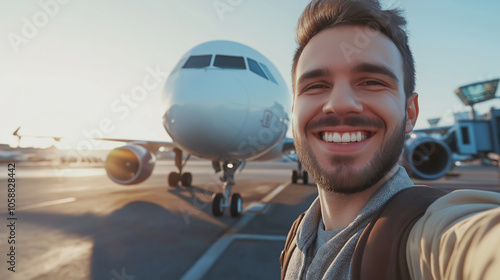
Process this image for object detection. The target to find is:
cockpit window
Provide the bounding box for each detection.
[260,63,277,84]
[183,55,212,69]
[247,58,268,80]
[214,55,246,69]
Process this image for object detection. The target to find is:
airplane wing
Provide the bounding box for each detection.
[13,127,176,152]
[94,138,177,153]
[13,126,64,142]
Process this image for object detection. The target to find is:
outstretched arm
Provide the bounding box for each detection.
[406,190,500,280]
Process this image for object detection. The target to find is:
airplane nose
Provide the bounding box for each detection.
[163,70,249,159]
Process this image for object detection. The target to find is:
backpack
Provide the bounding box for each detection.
[279,186,447,280]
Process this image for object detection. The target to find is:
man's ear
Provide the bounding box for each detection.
[405,92,419,133]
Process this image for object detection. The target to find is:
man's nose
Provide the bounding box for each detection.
[322,81,363,116]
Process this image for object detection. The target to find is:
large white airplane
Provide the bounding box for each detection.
[104,40,299,217]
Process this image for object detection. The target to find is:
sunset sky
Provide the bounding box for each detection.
[1,0,499,149]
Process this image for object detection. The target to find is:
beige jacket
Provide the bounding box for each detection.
[407,190,500,279]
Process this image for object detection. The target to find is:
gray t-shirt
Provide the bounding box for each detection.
[315,219,344,255]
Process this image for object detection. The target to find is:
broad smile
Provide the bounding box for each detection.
[311,127,377,153]
[319,131,372,144]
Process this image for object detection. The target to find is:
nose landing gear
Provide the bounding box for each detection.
[211,160,243,217]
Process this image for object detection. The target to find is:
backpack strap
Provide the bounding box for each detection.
[280,212,305,280]
[351,186,447,280]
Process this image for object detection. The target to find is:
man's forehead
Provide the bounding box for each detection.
[296,25,404,81]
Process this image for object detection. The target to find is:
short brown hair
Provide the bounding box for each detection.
[292,0,415,100]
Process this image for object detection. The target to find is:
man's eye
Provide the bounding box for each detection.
[361,80,385,86]
[304,84,327,91]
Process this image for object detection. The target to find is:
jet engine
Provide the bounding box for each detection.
[105,145,156,185]
[402,136,453,180]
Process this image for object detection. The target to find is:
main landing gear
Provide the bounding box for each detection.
[168,148,193,187]
[292,161,309,185]
[211,160,243,218]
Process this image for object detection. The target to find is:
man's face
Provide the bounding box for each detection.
[292,25,418,194]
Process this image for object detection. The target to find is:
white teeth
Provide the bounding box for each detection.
[341,133,350,142]
[321,131,369,143]
[333,132,341,142]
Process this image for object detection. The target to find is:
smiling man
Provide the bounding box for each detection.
[281,1,500,280]
[294,24,416,197]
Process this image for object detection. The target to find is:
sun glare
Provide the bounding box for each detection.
[4,74,122,149]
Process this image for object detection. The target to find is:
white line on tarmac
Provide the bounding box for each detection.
[179,182,291,280]
[260,182,288,203]
[18,197,76,211]
[243,182,290,213]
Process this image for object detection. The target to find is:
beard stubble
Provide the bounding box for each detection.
[293,116,406,194]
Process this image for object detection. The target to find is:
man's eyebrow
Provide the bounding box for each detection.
[297,68,331,86]
[352,63,399,83]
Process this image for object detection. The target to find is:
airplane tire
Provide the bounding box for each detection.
[181,172,192,186]
[168,172,179,187]
[292,170,298,184]
[212,193,224,217]
[302,171,308,185]
[230,193,242,218]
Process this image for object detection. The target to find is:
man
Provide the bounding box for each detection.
[285,0,500,279]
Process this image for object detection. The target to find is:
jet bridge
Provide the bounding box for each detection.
[451,78,500,157]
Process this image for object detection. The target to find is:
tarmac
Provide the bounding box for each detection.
[0,160,498,280]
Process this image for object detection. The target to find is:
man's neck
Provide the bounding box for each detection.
[318,165,399,231]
